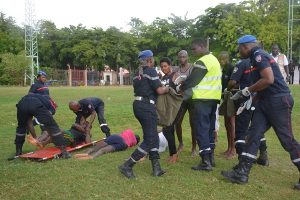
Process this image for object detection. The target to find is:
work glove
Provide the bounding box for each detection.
[236,96,253,115]
[230,87,251,100]
[100,124,110,136]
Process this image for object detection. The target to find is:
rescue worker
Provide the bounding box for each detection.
[69,97,110,137]
[270,44,289,82]
[28,70,57,138]
[179,38,222,171]
[13,93,70,159]
[174,50,197,156]
[218,51,236,159]
[119,50,169,179]
[227,58,268,166]
[221,35,300,190]
[28,70,50,96]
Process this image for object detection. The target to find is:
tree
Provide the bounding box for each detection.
[0,51,30,85]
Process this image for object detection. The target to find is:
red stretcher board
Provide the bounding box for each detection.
[19,140,100,161]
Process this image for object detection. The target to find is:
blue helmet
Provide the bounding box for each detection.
[237,35,257,45]
[37,70,47,77]
[138,50,153,59]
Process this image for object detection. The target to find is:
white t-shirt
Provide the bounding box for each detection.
[271,53,288,66]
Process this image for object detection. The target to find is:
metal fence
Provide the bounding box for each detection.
[45,68,132,86]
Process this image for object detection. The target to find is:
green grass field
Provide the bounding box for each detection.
[0,86,300,200]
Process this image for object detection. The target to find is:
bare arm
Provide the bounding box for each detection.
[88,111,96,127]
[72,123,86,132]
[284,65,289,77]
[85,132,91,143]
[27,119,37,138]
[248,67,274,93]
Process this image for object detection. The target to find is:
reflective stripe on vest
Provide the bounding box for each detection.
[192,54,222,100]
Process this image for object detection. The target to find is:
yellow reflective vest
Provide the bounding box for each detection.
[192,53,222,100]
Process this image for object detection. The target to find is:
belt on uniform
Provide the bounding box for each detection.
[134,96,155,104]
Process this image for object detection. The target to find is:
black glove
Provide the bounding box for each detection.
[100,124,110,136]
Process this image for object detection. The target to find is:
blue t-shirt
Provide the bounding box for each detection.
[133,66,162,101]
[249,47,290,97]
[230,59,253,89]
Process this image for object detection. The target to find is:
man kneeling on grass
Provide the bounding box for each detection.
[28,121,91,148]
[75,129,140,160]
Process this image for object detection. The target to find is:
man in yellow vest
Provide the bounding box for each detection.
[178,38,222,171]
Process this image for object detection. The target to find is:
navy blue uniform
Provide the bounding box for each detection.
[74,97,106,124]
[130,66,162,161]
[15,94,65,151]
[241,47,300,168]
[73,97,109,137]
[29,80,49,96]
[230,59,267,155]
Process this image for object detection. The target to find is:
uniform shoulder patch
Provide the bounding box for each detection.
[233,67,238,73]
[88,104,92,109]
[255,55,262,62]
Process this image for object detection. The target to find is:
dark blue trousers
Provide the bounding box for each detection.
[242,94,300,168]
[235,103,267,155]
[192,100,217,155]
[131,101,159,161]
[15,96,65,148]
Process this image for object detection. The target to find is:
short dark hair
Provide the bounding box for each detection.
[160,57,172,65]
[192,38,207,47]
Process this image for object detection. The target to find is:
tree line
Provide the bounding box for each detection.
[0,0,299,85]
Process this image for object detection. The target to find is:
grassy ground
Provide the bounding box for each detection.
[0,86,300,200]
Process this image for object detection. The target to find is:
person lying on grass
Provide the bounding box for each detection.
[27,121,91,148]
[75,129,140,160]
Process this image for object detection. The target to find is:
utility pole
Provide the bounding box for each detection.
[25,0,39,85]
[288,0,300,61]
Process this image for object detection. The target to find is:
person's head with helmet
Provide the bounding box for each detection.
[138,50,155,68]
[37,70,47,83]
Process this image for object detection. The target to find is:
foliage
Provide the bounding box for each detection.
[0,0,299,84]
[0,51,29,85]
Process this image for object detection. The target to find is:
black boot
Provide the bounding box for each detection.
[221,158,253,184]
[232,154,242,170]
[119,158,136,179]
[192,153,212,171]
[256,151,269,166]
[59,146,71,159]
[151,159,166,176]
[210,152,215,167]
[16,144,23,156]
